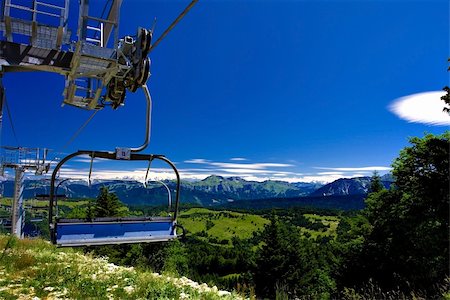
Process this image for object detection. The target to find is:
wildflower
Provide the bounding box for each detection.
[180,292,190,299]
[43,286,55,291]
[198,283,210,293]
[124,286,134,294]
[218,290,231,297]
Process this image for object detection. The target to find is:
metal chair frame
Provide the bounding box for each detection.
[48,150,181,247]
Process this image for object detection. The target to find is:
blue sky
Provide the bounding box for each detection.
[1,0,449,183]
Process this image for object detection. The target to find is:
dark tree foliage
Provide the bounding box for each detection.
[442,86,450,113]
[363,132,449,294]
[368,171,384,194]
[95,186,126,217]
[333,214,371,289]
[253,214,336,299]
[443,58,450,112]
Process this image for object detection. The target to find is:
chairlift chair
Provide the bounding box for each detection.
[48,150,181,247]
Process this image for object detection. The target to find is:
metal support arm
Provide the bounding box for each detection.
[131,84,152,152]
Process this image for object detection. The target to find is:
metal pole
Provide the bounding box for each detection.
[146,180,172,209]
[55,178,70,218]
[0,74,4,150]
[11,166,24,238]
[130,84,152,152]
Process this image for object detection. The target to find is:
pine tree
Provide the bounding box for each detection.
[368,171,384,193]
[95,187,124,217]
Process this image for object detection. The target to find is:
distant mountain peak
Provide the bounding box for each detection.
[310,175,393,197]
[202,175,224,181]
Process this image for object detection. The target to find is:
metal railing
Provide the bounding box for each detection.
[4,0,68,27]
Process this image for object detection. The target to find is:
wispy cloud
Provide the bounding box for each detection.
[71,157,109,164]
[230,157,247,161]
[389,91,450,126]
[181,159,297,180]
[24,159,393,185]
[184,158,210,164]
[314,166,391,172]
[186,159,293,169]
[317,171,345,175]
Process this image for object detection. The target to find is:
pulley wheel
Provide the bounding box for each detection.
[140,28,152,57]
[136,57,150,86]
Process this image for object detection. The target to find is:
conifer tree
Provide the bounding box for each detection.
[368,171,384,193]
[95,186,124,217]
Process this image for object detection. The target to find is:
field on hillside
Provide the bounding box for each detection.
[301,213,340,238]
[178,208,341,242]
[1,196,341,242]
[0,198,89,209]
[178,208,269,242]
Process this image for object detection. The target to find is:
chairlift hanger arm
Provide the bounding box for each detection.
[131,84,151,152]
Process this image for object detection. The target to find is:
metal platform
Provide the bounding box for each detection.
[55,216,177,247]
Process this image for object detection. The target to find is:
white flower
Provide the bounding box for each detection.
[198,283,210,293]
[124,286,134,294]
[43,286,55,291]
[218,290,231,297]
[179,292,190,299]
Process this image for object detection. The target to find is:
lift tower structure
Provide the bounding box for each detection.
[0,146,49,237]
[0,0,152,110]
[0,0,198,244]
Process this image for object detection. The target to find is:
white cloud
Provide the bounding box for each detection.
[25,157,392,185]
[71,157,109,163]
[265,175,343,184]
[218,168,278,174]
[230,157,247,161]
[184,158,210,164]
[209,162,294,169]
[389,91,450,126]
[317,171,344,175]
[315,166,391,172]
[184,159,293,169]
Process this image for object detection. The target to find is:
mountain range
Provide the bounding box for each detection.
[310,174,393,197]
[0,174,393,207]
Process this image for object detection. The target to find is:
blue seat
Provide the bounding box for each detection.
[55,216,177,247]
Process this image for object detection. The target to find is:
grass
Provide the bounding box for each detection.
[0,198,89,209]
[179,208,269,242]
[299,213,340,238]
[0,235,241,299]
[178,208,343,242]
